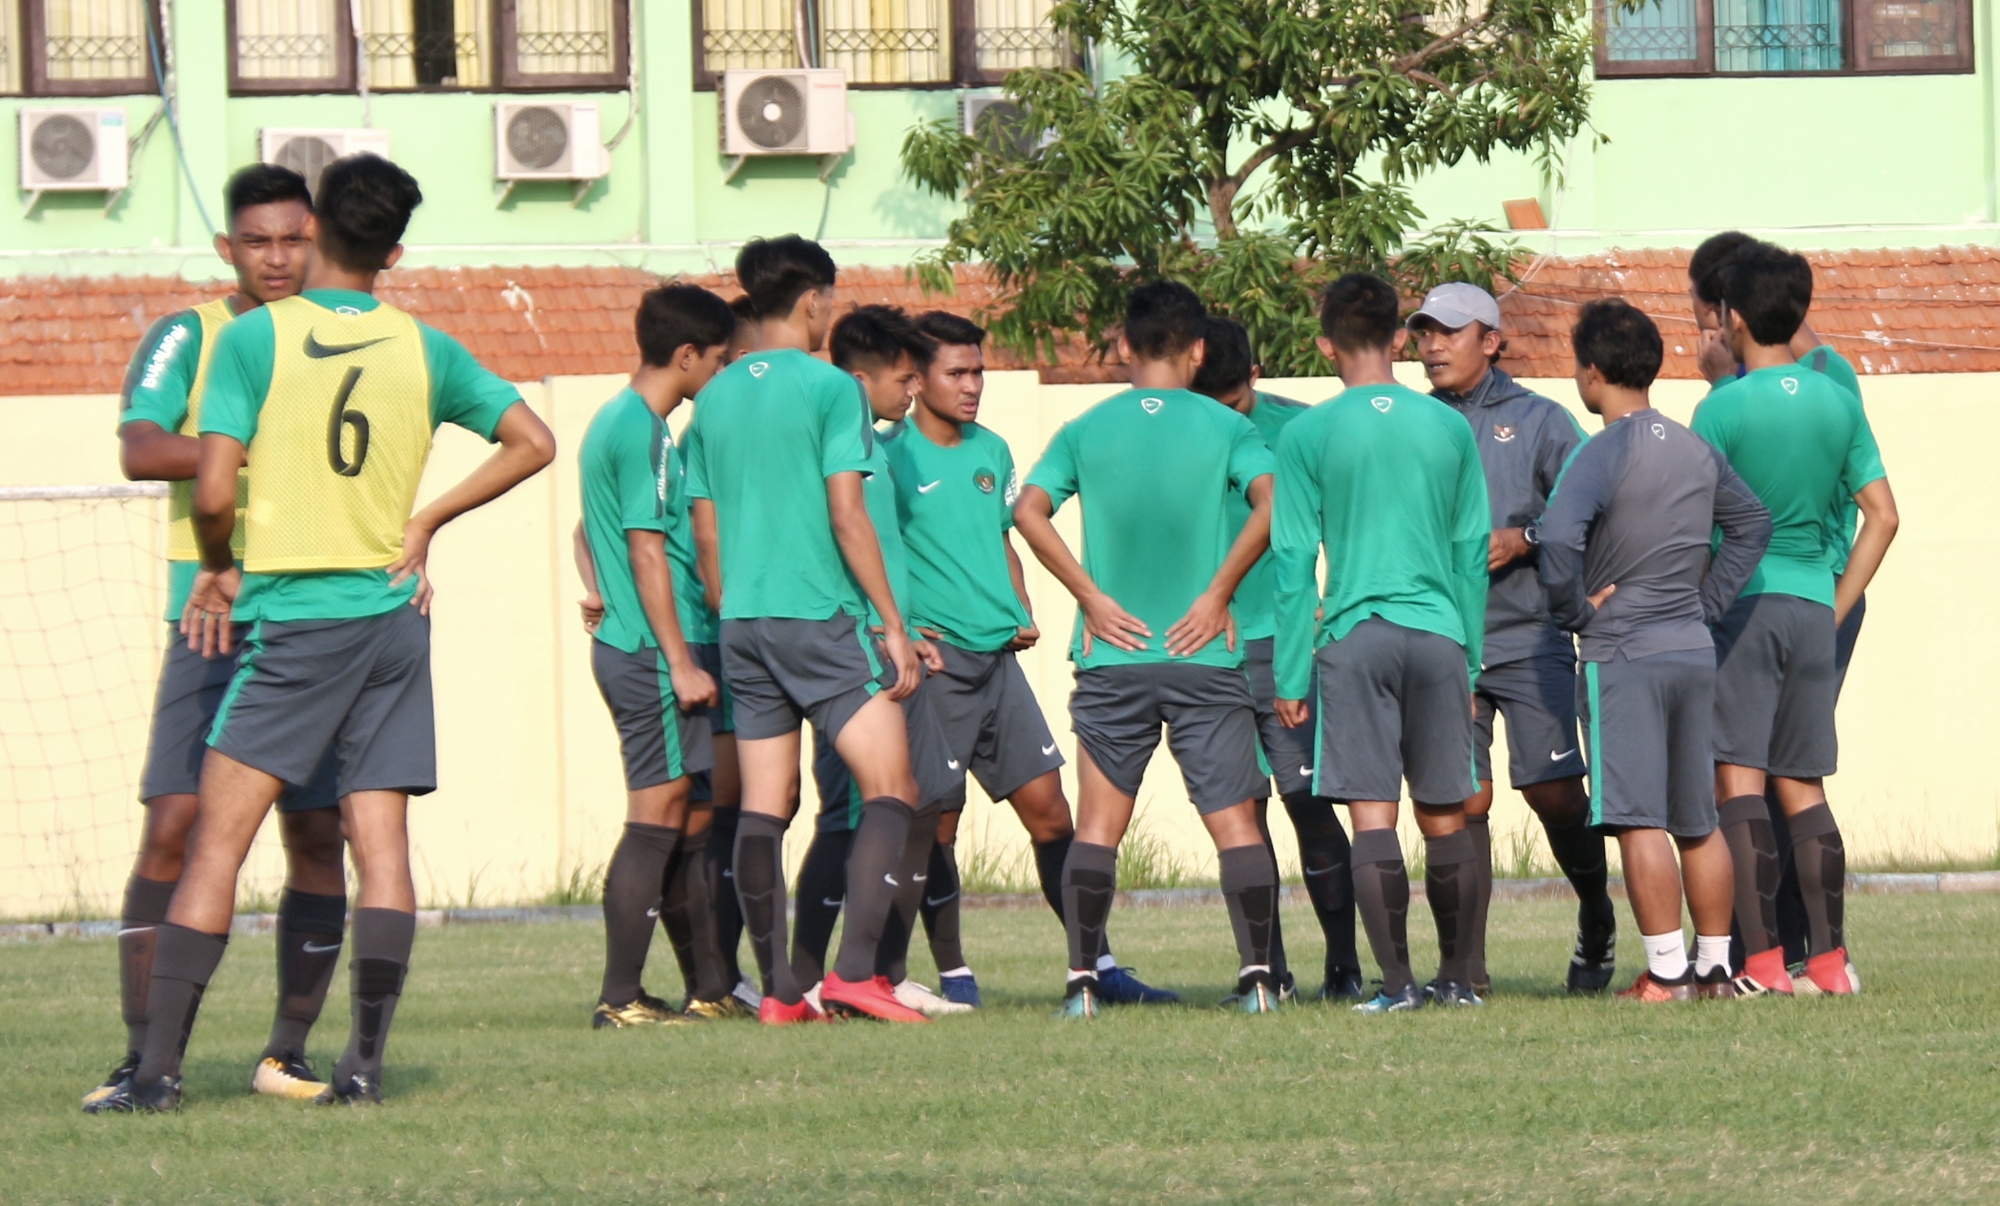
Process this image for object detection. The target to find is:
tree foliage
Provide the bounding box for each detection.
[901,0,1595,375]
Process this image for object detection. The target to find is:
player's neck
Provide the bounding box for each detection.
[1127,359,1193,391]
[1331,346,1399,387]
[1596,388,1651,427]
[303,262,378,296]
[760,313,817,354]
[1739,340,1795,372]
[628,364,688,420]
[224,290,259,316]
[1787,322,1823,359]
[911,402,963,446]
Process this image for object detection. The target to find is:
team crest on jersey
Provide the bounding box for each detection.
[1650,422,1666,440]
[1493,424,1516,443]
[1781,376,1798,394]
[1371,396,1393,413]
[748,360,769,378]
[1140,396,1164,414]
[974,471,996,493]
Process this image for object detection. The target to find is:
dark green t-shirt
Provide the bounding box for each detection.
[684,349,873,621]
[861,429,910,631]
[1797,344,1869,575]
[884,420,1029,652]
[1691,362,1884,607]
[578,388,688,654]
[1270,382,1490,699]
[118,308,210,621]
[1025,387,1275,670]
[1227,392,1310,642]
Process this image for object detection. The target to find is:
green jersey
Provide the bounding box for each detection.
[884,420,1030,652]
[1270,382,1489,700]
[198,289,520,623]
[1691,362,1884,607]
[683,349,873,622]
[861,428,910,631]
[118,306,214,621]
[1024,387,1275,670]
[577,388,709,654]
[1226,392,1310,641]
[1796,344,1869,575]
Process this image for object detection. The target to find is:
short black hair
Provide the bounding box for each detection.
[729,294,759,324]
[313,153,422,272]
[830,305,935,373]
[1571,299,1663,390]
[915,311,985,347]
[1689,230,1756,305]
[1190,315,1254,398]
[1318,273,1400,352]
[224,163,312,227]
[1122,280,1206,360]
[735,236,837,321]
[636,285,736,367]
[1716,241,1813,346]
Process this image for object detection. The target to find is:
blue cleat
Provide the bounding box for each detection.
[1097,965,1180,1005]
[939,973,982,1008]
[1431,979,1485,1008]
[1352,983,1425,1014]
[1054,977,1101,1020]
[1234,972,1280,1015]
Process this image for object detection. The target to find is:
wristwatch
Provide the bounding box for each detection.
[1521,523,1541,549]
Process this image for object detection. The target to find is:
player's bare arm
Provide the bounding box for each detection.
[1166,472,1272,656]
[1487,527,1532,570]
[572,520,604,633]
[1005,536,1039,650]
[1011,483,1150,656]
[183,432,249,657]
[387,401,557,614]
[118,420,202,482]
[1835,477,1898,626]
[827,470,922,698]
[628,528,718,709]
[689,497,723,613]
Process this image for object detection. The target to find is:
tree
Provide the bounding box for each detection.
[900,0,1595,375]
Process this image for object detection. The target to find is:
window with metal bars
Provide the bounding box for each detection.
[695,0,1071,87]
[1597,0,1971,74]
[4,0,159,96]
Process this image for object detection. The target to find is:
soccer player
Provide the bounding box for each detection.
[1693,242,1898,997]
[87,164,348,1112]
[684,236,933,1025]
[574,284,736,1027]
[1539,300,1771,1001]
[106,154,557,1111]
[1269,273,1489,1014]
[1189,315,1362,1002]
[1409,282,1616,995]
[1014,281,1282,1018]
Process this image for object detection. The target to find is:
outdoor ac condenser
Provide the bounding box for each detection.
[958,90,1041,156]
[495,101,608,182]
[258,128,394,194]
[19,108,128,193]
[719,68,854,181]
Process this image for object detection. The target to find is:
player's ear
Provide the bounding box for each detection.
[1482,325,1504,358]
[1187,337,1205,369]
[1314,334,1337,363]
[1116,332,1133,365]
[214,230,235,267]
[382,244,405,271]
[1390,328,1410,356]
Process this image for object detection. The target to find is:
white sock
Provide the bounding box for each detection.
[1095,953,1118,972]
[1643,930,1689,981]
[1066,967,1095,983]
[1693,935,1732,978]
[1238,964,1270,979]
[938,966,973,979]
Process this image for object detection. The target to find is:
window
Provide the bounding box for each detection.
[11,0,159,96]
[695,0,1069,87]
[1597,0,1971,75]
[229,0,626,93]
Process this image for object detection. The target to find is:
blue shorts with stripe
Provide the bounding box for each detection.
[591,640,717,792]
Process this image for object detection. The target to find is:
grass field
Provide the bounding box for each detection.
[7,894,2000,1204]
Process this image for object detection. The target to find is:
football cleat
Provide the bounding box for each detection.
[84,1075,182,1114]
[1695,966,1738,1000]
[938,972,982,1008]
[730,977,764,1011]
[1795,948,1857,996]
[1431,979,1485,1008]
[591,991,685,1029]
[1056,977,1101,1020]
[757,994,822,1026]
[1616,970,1695,1002]
[251,1051,329,1100]
[314,1072,382,1106]
[1353,983,1425,1014]
[1318,967,1367,1002]
[1567,914,1618,995]
[1730,948,1796,998]
[81,1052,139,1109]
[682,994,757,1021]
[893,979,973,1017]
[1096,965,1179,1005]
[821,973,929,1022]
[1233,972,1281,1015]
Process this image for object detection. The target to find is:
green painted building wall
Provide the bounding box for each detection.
[0,0,1994,280]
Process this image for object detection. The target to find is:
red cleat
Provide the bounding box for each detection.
[1801,948,1856,995]
[758,995,822,1026]
[820,973,930,1023]
[1731,947,1795,998]
[1616,971,1695,1002]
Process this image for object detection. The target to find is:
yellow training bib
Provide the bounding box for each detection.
[243,297,432,573]
[165,298,247,562]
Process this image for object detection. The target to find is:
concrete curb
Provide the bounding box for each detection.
[6,871,1997,944]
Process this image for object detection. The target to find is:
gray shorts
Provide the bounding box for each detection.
[1711,593,1838,778]
[139,628,338,812]
[209,606,436,798]
[690,641,735,735]
[590,641,717,792]
[928,642,1064,800]
[1069,663,1267,815]
[719,615,886,742]
[1312,617,1476,806]
[811,671,967,831]
[1474,653,1588,789]
[1580,649,1717,838]
[1242,636,1316,798]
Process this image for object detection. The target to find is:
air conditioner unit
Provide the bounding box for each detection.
[496,101,608,182]
[258,128,393,195]
[719,68,854,181]
[19,108,128,192]
[959,90,1049,157]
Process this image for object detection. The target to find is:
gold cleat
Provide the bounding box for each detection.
[251,1052,330,1100]
[681,994,757,1021]
[82,1053,140,1108]
[591,991,687,1028]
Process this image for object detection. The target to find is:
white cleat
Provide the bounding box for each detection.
[803,980,825,1017]
[893,979,973,1017]
[251,1052,329,1100]
[730,977,763,1010]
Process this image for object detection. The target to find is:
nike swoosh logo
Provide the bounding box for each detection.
[822,897,843,907]
[301,941,342,954]
[645,907,660,918]
[304,333,394,358]
[1041,743,1057,756]
[116,927,154,936]
[925,894,958,908]
[1303,866,1337,878]
[1300,766,1314,777]
[884,874,899,886]
[912,874,927,883]
[918,480,942,493]
[947,760,960,770]
[1551,748,1577,761]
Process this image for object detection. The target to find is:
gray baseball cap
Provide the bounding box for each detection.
[1408,281,1501,331]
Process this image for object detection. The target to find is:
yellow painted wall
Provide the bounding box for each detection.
[0,369,1986,916]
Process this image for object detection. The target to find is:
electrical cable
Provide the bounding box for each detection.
[144,6,216,240]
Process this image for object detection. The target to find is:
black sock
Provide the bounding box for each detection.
[706,806,745,985]
[117,876,176,1054]
[1787,803,1846,954]
[1281,793,1358,976]
[1033,835,1072,921]
[1542,810,1614,929]
[735,811,800,1004]
[659,838,699,998]
[792,829,853,989]
[1219,844,1278,975]
[877,801,940,984]
[1062,841,1117,972]
[665,828,732,1002]
[1463,815,1492,986]
[1350,829,1414,995]
[335,908,415,1089]
[266,888,346,1059]
[831,797,915,984]
[1718,794,1781,955]
[1768,790,1810,964]
[134,923,227,1087]
[1426,830,1478,987]
[922,838,966,973]
[599,822,680,1006]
